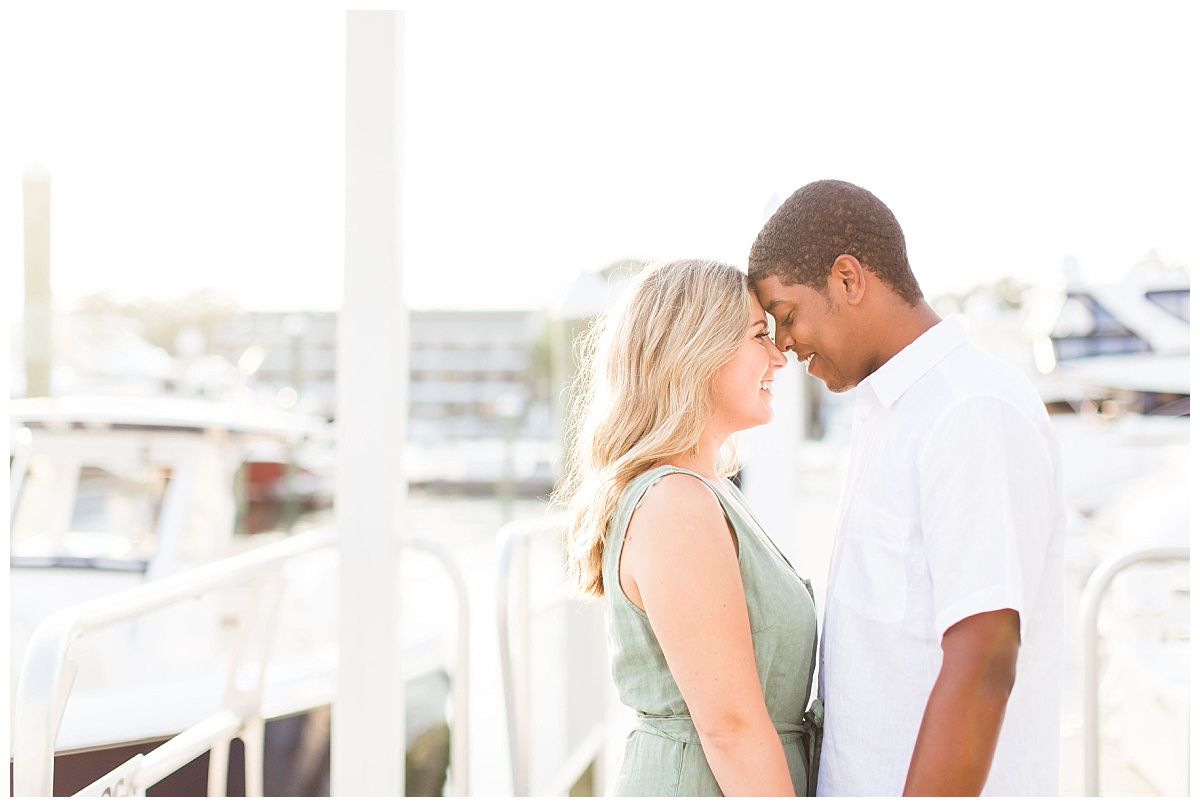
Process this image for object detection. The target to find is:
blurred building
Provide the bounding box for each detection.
[207,311,339,418]
[206,309,552,442]
[408,310,551,443]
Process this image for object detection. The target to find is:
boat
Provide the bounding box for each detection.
[8,395,454,796]
[1025,262,1190,796]
[1026,255,1189,414]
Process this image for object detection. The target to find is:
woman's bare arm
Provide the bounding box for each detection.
[621,473,793,796]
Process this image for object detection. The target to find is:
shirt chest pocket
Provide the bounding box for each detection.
[832,501,908,622]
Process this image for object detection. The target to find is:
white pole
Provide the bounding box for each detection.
[23,162,53,398]
[333,11,408,796]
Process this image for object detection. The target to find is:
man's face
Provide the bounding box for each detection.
[753,273,865,393]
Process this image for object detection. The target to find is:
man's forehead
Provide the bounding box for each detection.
[751,276,803,312]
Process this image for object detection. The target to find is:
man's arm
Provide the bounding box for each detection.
[903,608,1020,796]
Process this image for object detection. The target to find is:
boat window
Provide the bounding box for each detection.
[1143,392,1191,417]
[235,458,290,536]
[10,456,168,569]
[1050,293,1151,361]
[1052,293,1133,336]
[1145,289,1190,324]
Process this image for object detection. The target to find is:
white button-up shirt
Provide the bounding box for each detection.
[816,315,1066,796]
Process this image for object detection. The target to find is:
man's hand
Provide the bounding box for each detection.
[903,608,1020,796]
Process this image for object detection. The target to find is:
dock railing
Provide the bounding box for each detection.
[1079,544,1190,796]
[497,512,621,796]
[10,528,472,797]
[405,536,472,796]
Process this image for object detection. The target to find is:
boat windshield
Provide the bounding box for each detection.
[10,454,170,570]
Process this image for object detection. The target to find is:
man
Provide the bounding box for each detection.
[748,179,1066,796]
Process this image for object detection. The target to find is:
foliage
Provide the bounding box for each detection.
[73,288,243,356]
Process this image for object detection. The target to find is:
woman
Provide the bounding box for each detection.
[555,259,821,796]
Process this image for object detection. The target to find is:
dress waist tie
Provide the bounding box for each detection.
[634,699,823,797]
[634,713,804,744]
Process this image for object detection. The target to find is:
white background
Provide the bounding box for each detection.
[3,1,1197,313]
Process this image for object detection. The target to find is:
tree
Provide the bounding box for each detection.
[74,288,243,356]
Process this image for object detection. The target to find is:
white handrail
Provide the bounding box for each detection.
[496,513,567,796]
[402,537,471,796]
[11,528,336,796]
[497,512,612,796]
[11,527,473,798]
[1079,544,1189,796]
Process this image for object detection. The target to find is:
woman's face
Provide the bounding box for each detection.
[710,293,788,434]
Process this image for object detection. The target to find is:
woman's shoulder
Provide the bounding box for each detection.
[628,466,726,523]
[609,466,721,547]
[624,466,740,566]
[628,464,715,498]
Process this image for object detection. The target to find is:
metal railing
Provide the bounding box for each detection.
[405,537,471,797]
[11,528,334,796]
[11,528,473,797]
[1079,544,1189,797]
[496,512,615,796]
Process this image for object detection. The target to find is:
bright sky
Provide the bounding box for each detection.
[3,1,1197,313]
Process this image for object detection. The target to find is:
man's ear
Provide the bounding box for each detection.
[830,254,867,306]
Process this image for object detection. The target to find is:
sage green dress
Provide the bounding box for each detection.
[602,465,821,797]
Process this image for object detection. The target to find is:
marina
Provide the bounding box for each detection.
[8,368,1190,796]
[8,224,1191,799]
[8,8,1192,798]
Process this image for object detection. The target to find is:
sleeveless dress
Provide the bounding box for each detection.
[601,465,821,796]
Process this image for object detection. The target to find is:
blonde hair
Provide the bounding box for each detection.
[553,259,752,599]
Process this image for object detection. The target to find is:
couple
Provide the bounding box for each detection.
[555,180,1067,797]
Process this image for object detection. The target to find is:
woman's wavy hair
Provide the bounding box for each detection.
[553,258,752,599]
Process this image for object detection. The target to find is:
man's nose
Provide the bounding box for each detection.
[774,329,794,354]
[767,337,787,368]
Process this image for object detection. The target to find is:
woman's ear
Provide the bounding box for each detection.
[830,254,867,306]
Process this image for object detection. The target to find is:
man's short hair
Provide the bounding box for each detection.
[749,179,923,305]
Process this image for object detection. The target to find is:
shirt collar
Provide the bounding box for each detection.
[861,315,968,408]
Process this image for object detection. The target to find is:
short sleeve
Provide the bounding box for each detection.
[918,396,1058,641]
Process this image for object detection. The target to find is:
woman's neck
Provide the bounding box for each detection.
[662,428,729,481]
